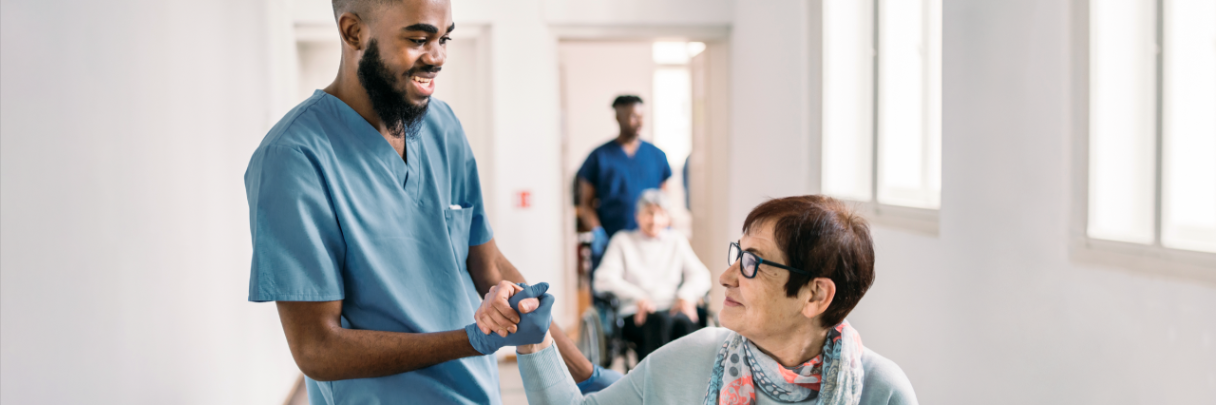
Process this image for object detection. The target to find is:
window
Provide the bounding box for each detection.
[1085,0,1216,256]
[821,0,943,224]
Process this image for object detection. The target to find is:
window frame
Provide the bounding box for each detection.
[1069,0,1216,282]
[817,0,941,235]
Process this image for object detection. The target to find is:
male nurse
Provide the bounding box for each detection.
[244,1,615,403]
[576,95,673,270]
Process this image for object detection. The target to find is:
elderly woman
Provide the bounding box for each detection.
[516,195,916,405]
[593,189,712,360]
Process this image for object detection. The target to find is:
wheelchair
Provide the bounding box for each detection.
[576,290,715,373]
[572,180,716,371]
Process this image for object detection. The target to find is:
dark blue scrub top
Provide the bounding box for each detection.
[577,139,672,237]
[245,91,497,404]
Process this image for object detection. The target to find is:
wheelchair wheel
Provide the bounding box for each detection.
[575,306,609,367]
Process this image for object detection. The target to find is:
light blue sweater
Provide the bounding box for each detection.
[518,327,917,405]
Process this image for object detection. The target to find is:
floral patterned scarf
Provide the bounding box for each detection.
[703,321,865,405]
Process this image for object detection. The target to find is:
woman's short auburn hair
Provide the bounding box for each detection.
[741,195,875,328]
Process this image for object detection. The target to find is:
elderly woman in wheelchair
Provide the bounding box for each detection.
[591,189,713,362]
[515,195,917,405]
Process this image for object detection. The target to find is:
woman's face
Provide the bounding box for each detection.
[636,204,670,238]
[718,220,810,341]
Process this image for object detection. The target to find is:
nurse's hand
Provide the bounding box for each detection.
[476,280,541,337]
[466,283,554,355]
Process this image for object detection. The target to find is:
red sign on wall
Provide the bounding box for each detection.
[517,191,531,209]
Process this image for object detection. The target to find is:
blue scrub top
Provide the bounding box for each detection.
[577,140,672,237]
[245,90,498,405]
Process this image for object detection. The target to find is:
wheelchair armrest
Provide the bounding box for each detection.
[592,291,621,309]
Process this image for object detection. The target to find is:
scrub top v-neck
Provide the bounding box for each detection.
[244,90,497,405]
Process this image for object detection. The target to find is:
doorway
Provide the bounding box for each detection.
[556,34,732,324]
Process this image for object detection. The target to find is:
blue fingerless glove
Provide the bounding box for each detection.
[590,227,609,256]
[465,282,555,355]
[576,365,624,394]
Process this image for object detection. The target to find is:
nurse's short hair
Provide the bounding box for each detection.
[635,189,670,215]
[332,0,394,19]
[741,195,875,328]
[612,95,644,109]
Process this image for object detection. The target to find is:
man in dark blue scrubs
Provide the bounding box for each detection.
[576,95,673,270]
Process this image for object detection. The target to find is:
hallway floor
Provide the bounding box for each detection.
[499,359,527,405]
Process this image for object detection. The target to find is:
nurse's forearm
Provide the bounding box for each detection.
[276,301,481,381]
[577,206,601,229]
[577,180,602,229]
[305,329,481,381]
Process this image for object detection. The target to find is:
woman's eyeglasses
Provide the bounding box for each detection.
[728,241,812,279]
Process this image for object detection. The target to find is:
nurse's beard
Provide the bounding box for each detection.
[357,39,428,139]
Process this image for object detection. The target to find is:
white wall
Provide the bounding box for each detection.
[559,41,655,175]
[296,40,341,101]
[0,0,298,403]
[727,0,815,228]
[544,0,732,26]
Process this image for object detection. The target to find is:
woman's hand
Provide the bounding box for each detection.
[516,331,553,354]
[633,299,656,325]
[670,298,699,323]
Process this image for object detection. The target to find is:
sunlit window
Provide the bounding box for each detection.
[821,0,942,210]
[1088,0,1158,244]
[1161,0,1216,253]
[1088,0,1216,254]
[822,0,874,202]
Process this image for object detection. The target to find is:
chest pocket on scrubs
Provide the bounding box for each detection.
[443,205,474,268]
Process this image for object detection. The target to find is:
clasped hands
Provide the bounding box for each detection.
[465,281,555,355]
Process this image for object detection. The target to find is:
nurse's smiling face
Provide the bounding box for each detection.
[361,0,452,107]
[335,0,453,138]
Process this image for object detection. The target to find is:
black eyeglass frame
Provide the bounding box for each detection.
[728,241,813,279]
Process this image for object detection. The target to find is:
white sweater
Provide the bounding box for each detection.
[593,229,712,316]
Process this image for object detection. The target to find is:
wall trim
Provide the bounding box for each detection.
[550,24,731,42]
